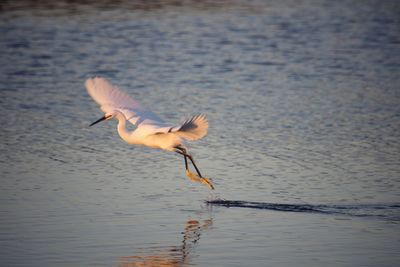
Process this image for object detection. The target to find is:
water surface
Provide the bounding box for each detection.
[1,0,400,266]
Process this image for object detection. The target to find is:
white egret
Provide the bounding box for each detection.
[85,77,214,190]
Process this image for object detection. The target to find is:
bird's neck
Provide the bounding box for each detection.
[115,112,140,145]
[113,112,129,142]
[116,119,128,141]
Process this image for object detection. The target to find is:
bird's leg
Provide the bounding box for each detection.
[186,154,203,178]
[175,147,214,190]
[175,147,202,177]
[176,150,200,183]
[176,149,189,170]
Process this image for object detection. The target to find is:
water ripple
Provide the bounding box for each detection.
[207,199,400,221]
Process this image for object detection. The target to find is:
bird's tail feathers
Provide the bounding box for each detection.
[174,114,208,141]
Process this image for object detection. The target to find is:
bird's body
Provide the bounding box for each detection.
[86,77,214,189]
[110,110,177,150]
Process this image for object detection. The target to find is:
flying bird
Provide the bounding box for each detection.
[85,77,214,190]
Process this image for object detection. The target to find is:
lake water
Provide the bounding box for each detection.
[1,0,400,266]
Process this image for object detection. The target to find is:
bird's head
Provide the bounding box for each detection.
[89,110,126,127]
[89,113,114,127]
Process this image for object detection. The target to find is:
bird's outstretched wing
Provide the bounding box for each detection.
[86,77,208,140]
[168,114,209,141]
[85,77,167,127]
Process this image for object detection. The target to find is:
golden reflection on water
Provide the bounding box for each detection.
[118,219,212,267]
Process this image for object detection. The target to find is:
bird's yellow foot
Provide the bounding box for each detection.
[185,170,215,190]
[201,177,215,190]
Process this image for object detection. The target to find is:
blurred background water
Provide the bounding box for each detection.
[0,0,399,266]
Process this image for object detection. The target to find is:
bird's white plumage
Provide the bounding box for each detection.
[86,77,208,140]
[85,77,213,189]
[85,77,167,129]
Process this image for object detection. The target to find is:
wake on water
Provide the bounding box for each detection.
[206,199,400,221]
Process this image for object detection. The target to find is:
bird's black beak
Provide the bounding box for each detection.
[89,115,107,127]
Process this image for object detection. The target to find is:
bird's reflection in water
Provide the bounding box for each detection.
[118,219,213,267]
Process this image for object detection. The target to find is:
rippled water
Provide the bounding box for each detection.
[1,1,400,266]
